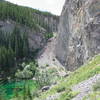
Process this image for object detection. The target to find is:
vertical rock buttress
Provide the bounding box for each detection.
[55,0,100,70]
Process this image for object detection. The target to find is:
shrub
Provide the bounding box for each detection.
[56,86,66,93]
[15,69,33,79]
[93,81,100,91]
[58,89,78,100]
[15,62,37,80]
[35,69,52,87]
[32,90,39,98]
[45,33,54,39]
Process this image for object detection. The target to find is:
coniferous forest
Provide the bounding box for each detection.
[0,27,30,79]
[0,1,58,80]
[0,0,57,99]
[0,1,58,31]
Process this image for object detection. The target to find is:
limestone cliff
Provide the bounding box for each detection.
[55,0,100,70]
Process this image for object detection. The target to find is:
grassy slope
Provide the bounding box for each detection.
[37,54,100,100]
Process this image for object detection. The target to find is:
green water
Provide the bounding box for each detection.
[0,80,38,100]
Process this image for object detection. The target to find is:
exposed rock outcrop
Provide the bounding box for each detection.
[0,1,59,52]
[0,14,58,52]
[72,74,100,100]
[55,0,100,70]
[0,20,45,50]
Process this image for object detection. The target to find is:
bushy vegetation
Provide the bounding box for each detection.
[35,68,54,87]
[15,62,38,80]
[56,86,66,93]
[45,32,54,40]
[57,89,78,100]
[34,65,62,88]
[93,81,100,91]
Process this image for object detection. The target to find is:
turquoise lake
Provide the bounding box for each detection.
[0,80,38,100]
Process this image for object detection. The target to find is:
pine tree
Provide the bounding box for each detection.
[0,47,15,76]
[22,32,29,58]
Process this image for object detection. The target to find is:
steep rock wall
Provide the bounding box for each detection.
[55,0,100,70]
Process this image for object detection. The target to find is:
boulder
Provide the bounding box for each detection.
[42,86,50,92]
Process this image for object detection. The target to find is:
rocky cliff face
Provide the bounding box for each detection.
[0,20,46,51]
[55,0,100,70]
[0,15,58,52]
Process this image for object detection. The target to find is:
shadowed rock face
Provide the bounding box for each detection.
[55,0,100,70]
